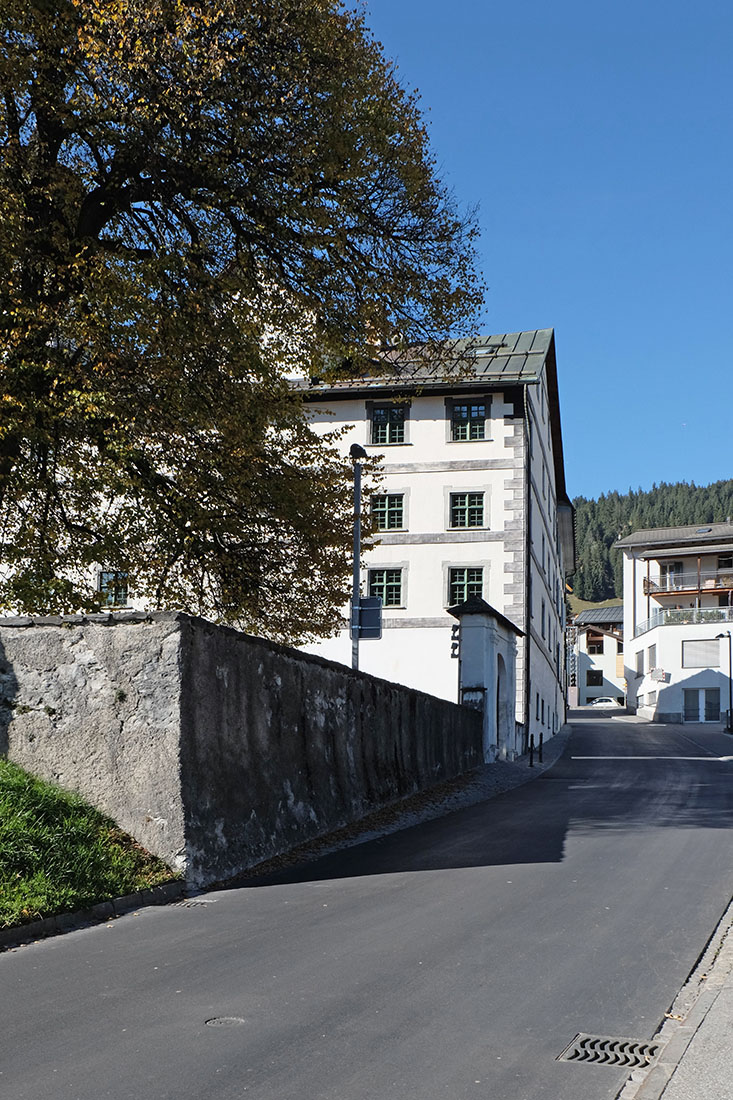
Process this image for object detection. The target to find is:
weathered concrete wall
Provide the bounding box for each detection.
[0,615,187,872]
[0,613,481,886]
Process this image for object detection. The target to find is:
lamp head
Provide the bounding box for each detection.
[349,443,368,461]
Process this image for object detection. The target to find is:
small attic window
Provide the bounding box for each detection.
[696,526,712,533]
[472,344,504,356]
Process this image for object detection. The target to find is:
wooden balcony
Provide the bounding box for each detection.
[643,570,733,596]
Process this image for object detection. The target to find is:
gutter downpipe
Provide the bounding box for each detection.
[523,392,532,753]
[349,443,368,670]
[351,457,361,671]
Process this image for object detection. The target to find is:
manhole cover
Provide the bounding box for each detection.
[557,1033,662,1067]
[205,1017,246,1028]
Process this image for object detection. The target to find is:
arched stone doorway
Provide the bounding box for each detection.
[496,653,508,758]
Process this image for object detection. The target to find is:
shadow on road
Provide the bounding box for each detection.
[236,720,733,888]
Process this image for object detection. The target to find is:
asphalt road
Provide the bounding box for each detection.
[2,717,733,1100]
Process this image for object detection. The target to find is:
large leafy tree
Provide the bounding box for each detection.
[0,0,482,641]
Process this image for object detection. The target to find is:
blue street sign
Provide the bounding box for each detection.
[351,597,382,640]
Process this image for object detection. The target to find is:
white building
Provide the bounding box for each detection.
[616,522,733,723]
[299,329,575,755]
[570,605,625,705]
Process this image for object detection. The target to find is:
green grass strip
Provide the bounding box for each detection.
[0,759,180,929]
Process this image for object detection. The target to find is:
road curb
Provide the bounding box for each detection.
[0,880,185,952]
[616,895,733,1100]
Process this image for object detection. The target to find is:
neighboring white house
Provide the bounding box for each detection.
[615,522,733,724]
[298,328,576,756]
[569,605,625,705]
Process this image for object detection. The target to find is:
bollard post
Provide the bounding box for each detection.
[539,732,543,764]
[529,733,535,768]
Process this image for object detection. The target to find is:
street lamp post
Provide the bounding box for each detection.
[350,443,368,670]
[715,632,733,732]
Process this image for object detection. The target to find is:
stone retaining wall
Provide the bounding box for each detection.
[0,613,481,885]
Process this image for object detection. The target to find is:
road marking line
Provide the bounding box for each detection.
[571,755,733,762]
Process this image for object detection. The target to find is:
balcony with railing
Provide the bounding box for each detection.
[634,605,733,638]
[644,569,733,595]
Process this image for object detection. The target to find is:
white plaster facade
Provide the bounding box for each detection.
[451,596,521,760]
[300,329,575,756]
[571,607,625,705]
[616,523,733,724]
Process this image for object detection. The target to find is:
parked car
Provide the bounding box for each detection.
[589,697,623,707]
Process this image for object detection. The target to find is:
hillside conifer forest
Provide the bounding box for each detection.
[572,479,733,601]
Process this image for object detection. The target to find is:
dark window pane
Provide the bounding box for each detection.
[372,494,404,530]
[450,492,484,528]
[372,406,405,444]
[705,688,720,721]
[369,568,402,606]
[449,567,483,605]
[451,403,485,441]
[99,571,128,607]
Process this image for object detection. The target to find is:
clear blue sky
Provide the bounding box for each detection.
[362,0,733,500]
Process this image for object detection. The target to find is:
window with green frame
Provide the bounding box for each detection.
[371,406,405,444]
[98,570,128,607]
[451,402,486,441]
[371,494,404,531]
[448,567,483,605]
[449,492,484,528]
[368,568,403,606]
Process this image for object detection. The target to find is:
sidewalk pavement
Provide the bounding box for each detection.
[618,895,733,1100]
[222,724,574,886]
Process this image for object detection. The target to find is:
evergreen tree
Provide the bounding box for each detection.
[572,478,733,602]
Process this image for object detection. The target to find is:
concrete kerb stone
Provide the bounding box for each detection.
[615,895,733,1100]
[0,880,185,952]
[113,891,144,914]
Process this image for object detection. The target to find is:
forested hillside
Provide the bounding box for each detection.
[572,479,733,601]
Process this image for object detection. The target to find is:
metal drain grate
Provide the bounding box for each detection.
[174,899,214,908]
[557,1033,662,1068]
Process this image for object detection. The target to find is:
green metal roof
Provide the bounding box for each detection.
[575,606,624,625]
[296,329,554,397]
[296,327,574,541]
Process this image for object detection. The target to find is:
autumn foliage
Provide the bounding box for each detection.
[0,0,482,640]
